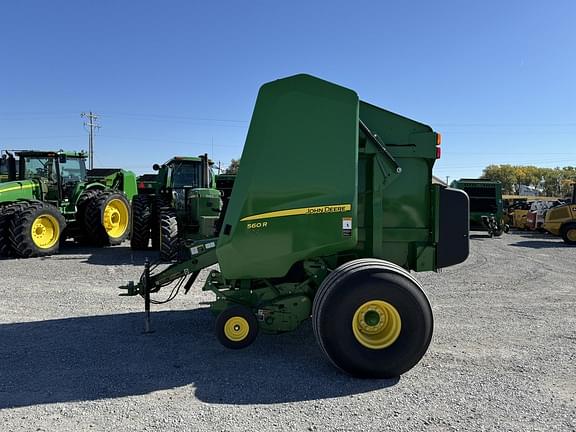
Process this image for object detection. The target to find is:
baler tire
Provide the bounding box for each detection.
[561,223,576,245]
[159,206,179,261]
[312,258,433,378]
[8,202,66,258]
[85,191,131,246]
[130,195,152,250]
[215,305,259,349]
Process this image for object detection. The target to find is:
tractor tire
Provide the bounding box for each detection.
[561,223,576,245]
[215,305,259,349]
[0,204,13,257]
[152,196,170,250]
[85,191,131,246]
[130,195,152,250]
[0,201,34,257]
[312,258,433,378]
[159,206,178,261]
[8,202,66,258]
[74,189,103,244]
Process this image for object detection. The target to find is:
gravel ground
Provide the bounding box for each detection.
[0,231,575,431]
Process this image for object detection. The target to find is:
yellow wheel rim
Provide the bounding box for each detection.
[102,199,129,239]
[31,214,60,249]
[567,229,576,242]
[352,300,401,349]
[223,316,250,342]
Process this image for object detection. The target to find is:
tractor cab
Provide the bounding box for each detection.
[154,154,218,219]
[15,151,87,203]
[155,155,215,192]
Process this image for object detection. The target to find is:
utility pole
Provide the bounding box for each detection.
[81,111,100,170]
[445,176,450,186]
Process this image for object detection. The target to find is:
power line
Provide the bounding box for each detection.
[101,111,249,123]
[81,111,100,170]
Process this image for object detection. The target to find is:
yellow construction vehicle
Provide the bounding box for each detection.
[507,201,531,230]
[543,184,576,244]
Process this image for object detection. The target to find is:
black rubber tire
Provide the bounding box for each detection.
[159,206,178,261]
[0,202,32,257]
[85,191,131,246]
[215,305,259,349]
[561,222,576,245]
[312,258,433,378]
[74,189,103,244]
[8,202,66,258]
[130,195,152,250]
[152,195,170,250]
[493,228,504,237]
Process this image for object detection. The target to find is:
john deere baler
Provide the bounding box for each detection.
[121,74,469,378]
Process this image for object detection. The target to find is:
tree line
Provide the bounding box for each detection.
[481,165,576,196]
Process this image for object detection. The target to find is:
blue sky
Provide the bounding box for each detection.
[1,1,575,179]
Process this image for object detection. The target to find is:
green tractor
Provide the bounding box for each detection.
[130,155,223,261]
[121,74,470,378]
[0,150,137,258]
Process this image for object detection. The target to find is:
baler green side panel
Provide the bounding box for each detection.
[217,74,359,279]
[358,101,437,269]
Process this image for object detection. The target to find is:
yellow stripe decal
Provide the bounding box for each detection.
[0,183,36,193]
[241,204,352,222]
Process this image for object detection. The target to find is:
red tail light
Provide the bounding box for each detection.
[435,132,442,159]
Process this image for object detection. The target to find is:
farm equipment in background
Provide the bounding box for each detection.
[0,150,137,258]
[120,74,470,378]
[451,179,506,237]
[543,183,576,244]
[507,201,531,230]
[525,200,564,231]
[130,155,223,261]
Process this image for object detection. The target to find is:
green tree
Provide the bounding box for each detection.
[225,158,240,175]
[481,165,576,196]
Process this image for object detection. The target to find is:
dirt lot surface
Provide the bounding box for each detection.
[0,231,575,431]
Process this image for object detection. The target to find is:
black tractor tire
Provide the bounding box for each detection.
[561,222,576,245]
[312,258,433,378]
[85,191,131,246]
[74,189,103,244]
[8,202,66,258]
[159,206,179,261]
[130,195,153,250]
[215,305,259,349]
[152,195,171,250]
[0,202,32,257]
